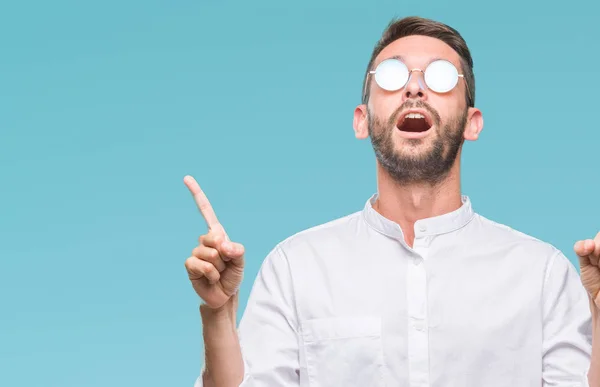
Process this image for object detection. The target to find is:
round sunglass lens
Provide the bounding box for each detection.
[374,59,409,91]
[425,60,459,93]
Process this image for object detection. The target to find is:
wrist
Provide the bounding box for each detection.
[200,293,238,325]
[588,294,600,328]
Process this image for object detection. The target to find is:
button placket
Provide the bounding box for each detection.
[407,233,430,386]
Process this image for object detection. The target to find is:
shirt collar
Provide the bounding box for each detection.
[362,193,475,240]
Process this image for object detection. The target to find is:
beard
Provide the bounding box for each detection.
[368,100,468,186]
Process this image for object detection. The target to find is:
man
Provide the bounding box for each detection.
[183,16,600,386]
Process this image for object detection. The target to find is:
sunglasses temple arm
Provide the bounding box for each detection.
[458,75,473,106]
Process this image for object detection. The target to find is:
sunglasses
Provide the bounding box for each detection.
[365,58,471,103]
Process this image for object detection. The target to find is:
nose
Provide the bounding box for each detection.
[402,69,428,102]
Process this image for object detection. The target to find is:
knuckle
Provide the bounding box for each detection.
[191,246,202,257]
[185,257,207,276]
[199,234,208,244]
[203,263,219,280]
[207,248,220,261]
[198,260,213,274]
[212,234,223,245]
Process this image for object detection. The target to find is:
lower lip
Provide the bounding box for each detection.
[395,127,433,139]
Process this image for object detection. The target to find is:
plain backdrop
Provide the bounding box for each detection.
[1,1,598,386]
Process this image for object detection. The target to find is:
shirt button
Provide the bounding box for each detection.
[413,319,426,331]
[413,258,421,266]
[418,224,427,232]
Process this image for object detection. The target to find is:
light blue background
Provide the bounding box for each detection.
[1,1,598,386]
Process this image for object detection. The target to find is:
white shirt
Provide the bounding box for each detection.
[194,194,593,387]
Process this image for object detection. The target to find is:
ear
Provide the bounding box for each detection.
[353,104,369,139]
[464,107,483,141]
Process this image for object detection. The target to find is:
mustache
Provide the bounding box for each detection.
[387,100,441,127]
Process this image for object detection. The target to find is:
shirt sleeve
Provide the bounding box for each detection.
[542,250,593,386]
[193,244,300,386]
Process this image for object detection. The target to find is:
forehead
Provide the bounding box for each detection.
[375,35,462,69]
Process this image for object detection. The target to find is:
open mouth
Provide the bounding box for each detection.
[396,111,433,133]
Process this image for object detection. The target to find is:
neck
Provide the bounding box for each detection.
[373,160,463,247]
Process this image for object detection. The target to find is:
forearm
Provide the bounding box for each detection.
[200,294,244,387]
[588,298,600,387]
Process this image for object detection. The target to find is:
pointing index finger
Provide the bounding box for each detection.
[183,175,221,230]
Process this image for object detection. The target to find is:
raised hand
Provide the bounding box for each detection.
[183,175,245,309]
[576,232,600,309]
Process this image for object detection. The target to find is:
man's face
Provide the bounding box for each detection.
[354,35,481,185]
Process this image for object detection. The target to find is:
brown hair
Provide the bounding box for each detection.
[362,16,475,107]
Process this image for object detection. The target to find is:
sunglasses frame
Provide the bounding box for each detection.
[364,58,472,104]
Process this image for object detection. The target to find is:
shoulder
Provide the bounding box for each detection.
[472,213,564,258]
[275,210,363,253]
[249,207,365,274]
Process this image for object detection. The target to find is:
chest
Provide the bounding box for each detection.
[289,237,545,322]
[290,240,545,386]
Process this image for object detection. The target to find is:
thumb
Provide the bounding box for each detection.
[575,240,596,258]
[220,241,245,264]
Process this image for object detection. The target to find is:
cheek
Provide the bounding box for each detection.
[428,97,460,124]
[370,98,400,121]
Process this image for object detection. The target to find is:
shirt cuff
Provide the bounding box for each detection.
[193,373,252,387]
[193,359,252,387]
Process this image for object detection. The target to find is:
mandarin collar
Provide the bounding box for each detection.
[362,193,475,240]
